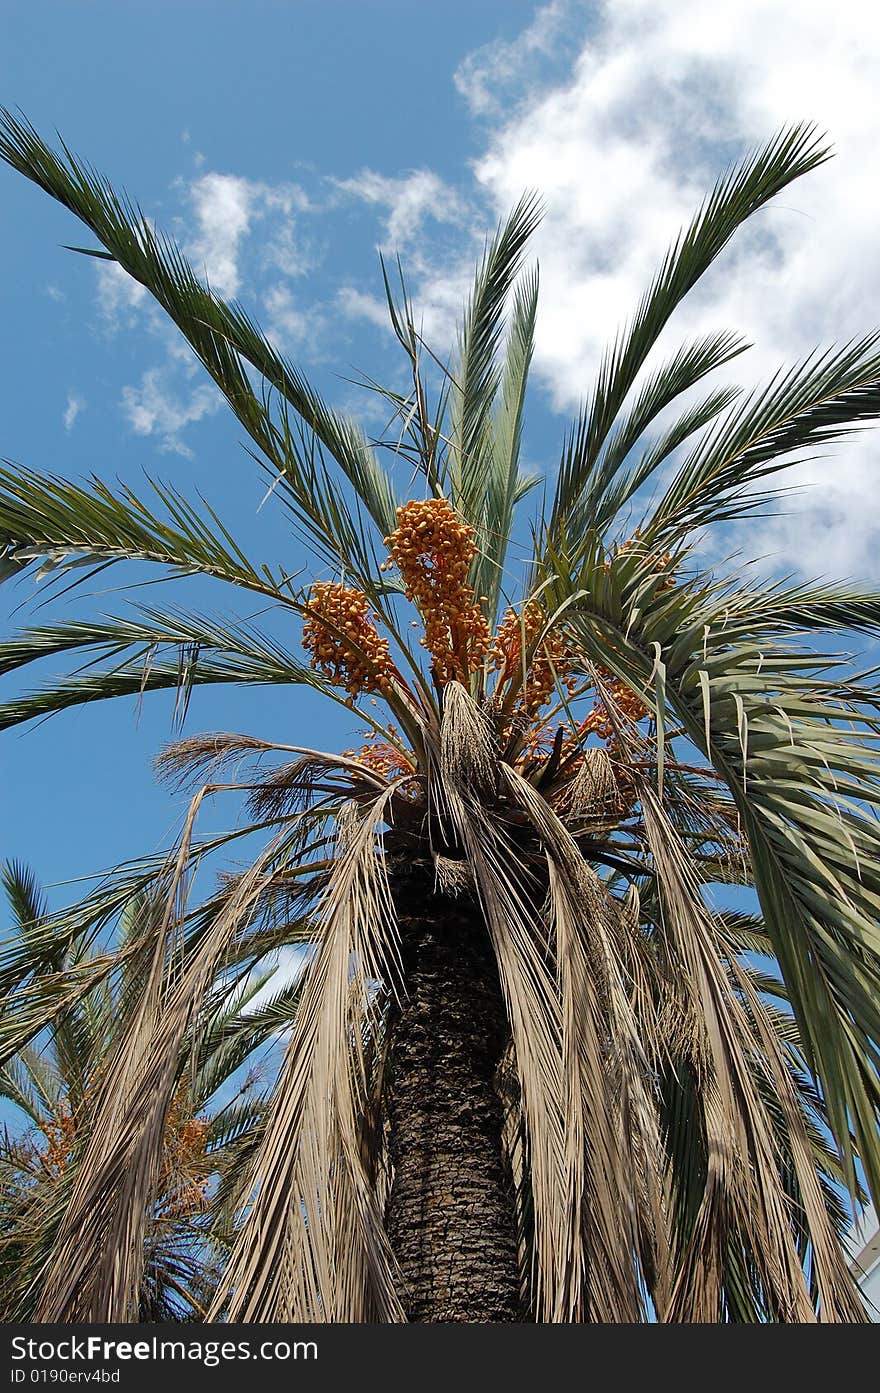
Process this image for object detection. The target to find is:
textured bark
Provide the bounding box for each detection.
[384,860,523,1322]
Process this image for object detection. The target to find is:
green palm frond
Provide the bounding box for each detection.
[1,862,47,932]
[190,972,307,1108]
[0,608,329,731]
[565,333,747,539]
[0,1050,63,1124]
[689,575,880,640]
[472,266,540,621]
[546,124,830,538]
[0,464,281,598]
[644,336,880,540]
[450,193,543,523]
[0,111,398,584]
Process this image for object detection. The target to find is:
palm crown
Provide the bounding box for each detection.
[1,112,879,1322]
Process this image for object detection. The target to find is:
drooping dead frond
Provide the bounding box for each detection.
[434,772,567,1319]
[503,765,673,1319]
[636,777,829,1322]
[156,733,388,802]
[439,679,497,796]
[433,740,658,1321]
[566,747,619,813]
[563,746,628,839]
[432,854,474,898]
[210,791,406,1322]
[32,791,293,1322]
[244,758,324,821]
[726,954,867,1321]
[155,732,275,791]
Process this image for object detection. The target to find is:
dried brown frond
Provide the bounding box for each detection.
[154,732,273,791]
[210,790,407,1322]
[561,746,628,839]
[33,790,291,1322]
[504,765,672,1319]
[566,747,619,812]
[244,758,319,821]
[440,679,498,796]
[432,855,474,897]
[727,954,867,1321]
[636,776,826,1322]
[435,744,656,1321]
[448,801,569,1320]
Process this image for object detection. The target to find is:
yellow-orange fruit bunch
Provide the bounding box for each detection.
[384,498,490,685]
[302,582,398,699]
[581,668,649,742]
[517,718,559,763]
[39,1108,77,1179]
[159,1093,211,1218]
[345,739,415,781]
[605,531,677,592]
[38,1086,211,1219]
[489,601,579,717]
[604,530,642,569]
[655,553,677,592]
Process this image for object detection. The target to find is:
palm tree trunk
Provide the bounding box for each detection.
[384,859,523,1322]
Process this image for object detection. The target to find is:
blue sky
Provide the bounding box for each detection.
[2,0,880,911]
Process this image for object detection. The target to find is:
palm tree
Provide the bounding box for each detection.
[0,861,302,1320]
[0,113,879,1322]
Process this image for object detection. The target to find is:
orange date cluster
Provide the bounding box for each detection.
[490,601,579,717]
[301,581,398,699]
[384,498,490,686]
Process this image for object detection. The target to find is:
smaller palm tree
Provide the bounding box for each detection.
[0,861,303,1321]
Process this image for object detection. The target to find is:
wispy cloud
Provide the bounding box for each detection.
[453,0,579,117]
[63,392,85,432]
[262,282,311,351]
[334,169,466,248]
[96,260,148,326]
[187,172,256,299]
[336,286,392,333]
[120,368,220,457]
[186,172,312,298]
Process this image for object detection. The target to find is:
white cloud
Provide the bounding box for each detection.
[335,169,466,248]
[460,0,880,577]
[187,172,255,299]
[258,185,314,278]
[336,286,392,333]
[262,282,310,351]
[63,393,85,431]
[187,173,312,298]
[45,284,66,303]
[96,260,148,325]
[454,0,578,116]
[120,368,220,457]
